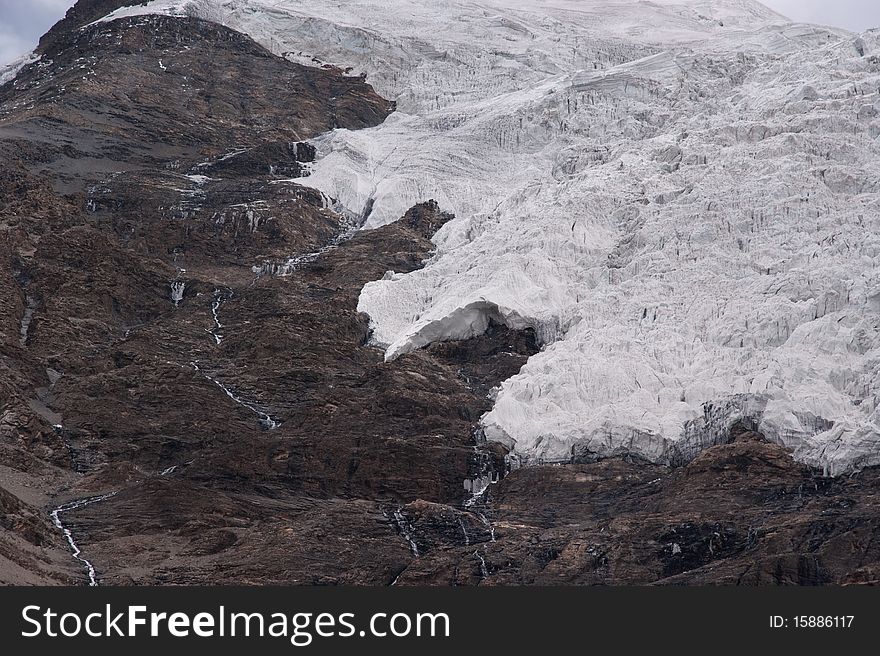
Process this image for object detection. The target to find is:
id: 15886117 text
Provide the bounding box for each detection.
[770,616,854,629]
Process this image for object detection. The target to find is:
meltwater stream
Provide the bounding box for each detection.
[170,280,186,307]
[19,295,36,346]
[463,440,500,581]
[386,507,421,587]
[191,361,281,430]
[208,288,231,345]
[389,508,420,557]
[251,191,360,277]
[49,460,194,585]
[50,492,118,586]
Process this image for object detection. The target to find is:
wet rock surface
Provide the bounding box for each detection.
[394,430,880,586]
[1,1,879,586]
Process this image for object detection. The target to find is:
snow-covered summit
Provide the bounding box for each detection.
[92,1,880,474]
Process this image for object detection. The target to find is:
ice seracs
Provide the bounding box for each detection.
[91,1,880,474]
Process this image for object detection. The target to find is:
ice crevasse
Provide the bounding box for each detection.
[91,0,880,473]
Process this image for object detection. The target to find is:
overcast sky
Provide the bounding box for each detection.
[1,1,880,67]
[762,0,880,31]
[0,0,75,66]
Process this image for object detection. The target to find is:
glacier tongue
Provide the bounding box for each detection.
[92,1,880,473]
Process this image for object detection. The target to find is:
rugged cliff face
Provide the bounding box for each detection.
[1,0,880,586]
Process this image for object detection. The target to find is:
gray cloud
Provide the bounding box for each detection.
[0,0,76,65]
[758,1,877,31]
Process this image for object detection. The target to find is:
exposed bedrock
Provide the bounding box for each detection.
[394,427,880,586]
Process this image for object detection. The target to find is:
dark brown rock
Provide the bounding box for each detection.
[393,434,880,586]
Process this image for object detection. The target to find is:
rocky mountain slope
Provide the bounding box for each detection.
[1,0,879,585]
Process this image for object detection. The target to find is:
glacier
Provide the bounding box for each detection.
[90,0,880,473]
[0,52,41,86]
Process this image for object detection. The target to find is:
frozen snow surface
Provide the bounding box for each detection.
[0,53,42,86]
[95,1,880,473]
